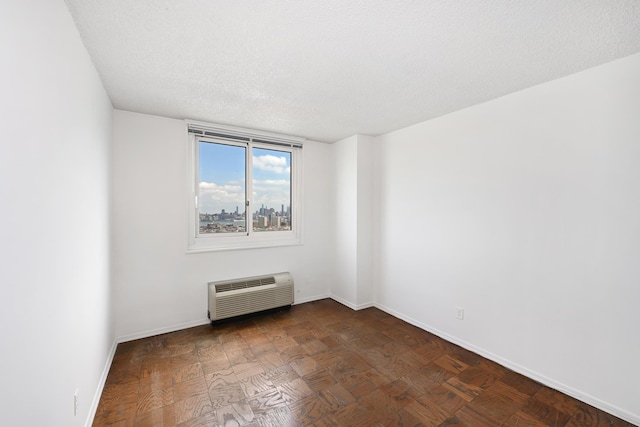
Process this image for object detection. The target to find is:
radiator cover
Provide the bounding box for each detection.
[208,272,294,321]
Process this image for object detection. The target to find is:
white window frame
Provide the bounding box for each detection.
[186,121,304,252]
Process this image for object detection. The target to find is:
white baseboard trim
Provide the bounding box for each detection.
[85,298,339,426]
[88,299,638,425]
[117,318,211,344]
[373,302,640,426]
[119,296,335,344]
[294,293,330,305]
[330,294,374,311]
[85,338,118,427]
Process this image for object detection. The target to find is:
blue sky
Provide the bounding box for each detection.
[199,142,291,215]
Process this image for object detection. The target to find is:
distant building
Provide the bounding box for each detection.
[270,214,281,228]
[257,216,268,228]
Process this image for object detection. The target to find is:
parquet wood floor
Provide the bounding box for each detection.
[93,299,635,426]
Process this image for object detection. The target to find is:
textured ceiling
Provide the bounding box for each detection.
[65,1,640,143]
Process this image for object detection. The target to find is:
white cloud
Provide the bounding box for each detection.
[199,181,243,193]
[199,178,290,213]
[253,179,289,186]
[253,154,288,174]
[199,181,244,212]
[253,179,290,207]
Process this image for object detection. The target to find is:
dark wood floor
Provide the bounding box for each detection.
[94,299,635,426]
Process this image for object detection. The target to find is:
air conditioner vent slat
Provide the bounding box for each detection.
[215,276,278,293]
[261,276,276,286]
[215,283,233,293]
[208,272,293,321]
[245,279,263,288]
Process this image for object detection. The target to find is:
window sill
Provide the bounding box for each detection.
[186,235,303,253]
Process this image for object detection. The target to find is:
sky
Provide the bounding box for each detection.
[198,141,291,215]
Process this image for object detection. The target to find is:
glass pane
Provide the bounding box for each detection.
[252,147,291,232]
[198,141,246,234]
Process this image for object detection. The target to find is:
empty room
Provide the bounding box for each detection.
[1,1,639,426]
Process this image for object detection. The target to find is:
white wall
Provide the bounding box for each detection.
[112,110,335,339]
[333,136,359,305]
[356,136,374,307]
[5,3,634,423]
[0,1,113,426]
[374,53,640,423]
[333,135,374,308]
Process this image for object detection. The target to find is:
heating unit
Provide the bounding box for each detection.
[208,272,294,322]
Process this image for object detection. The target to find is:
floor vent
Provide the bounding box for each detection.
[208,272,293,321]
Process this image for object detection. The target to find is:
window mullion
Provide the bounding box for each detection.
[188,128,302,252]
[193,136,200,238]
[246,142,252,236]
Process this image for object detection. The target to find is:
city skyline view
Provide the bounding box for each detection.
[199,203,290,218]
[199,202,291,232]
[198,142,291,215]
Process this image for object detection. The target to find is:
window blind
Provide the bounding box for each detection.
[187,122,304,148]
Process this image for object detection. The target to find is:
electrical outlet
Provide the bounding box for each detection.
[74,389,79,416]
[456,307,464,320]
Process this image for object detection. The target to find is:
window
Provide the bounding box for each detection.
[187,122,303,252]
